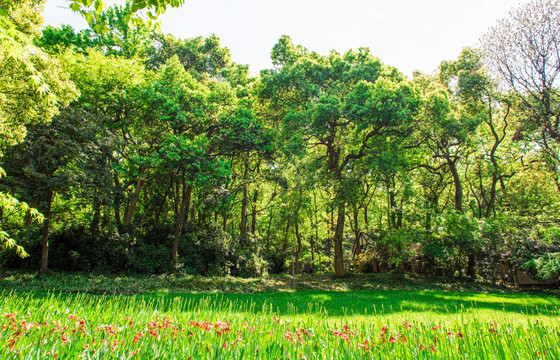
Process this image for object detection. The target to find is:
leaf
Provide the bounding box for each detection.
[94,0,104,14]
[69,3,82,11]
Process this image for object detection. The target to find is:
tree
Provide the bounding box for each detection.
[260,36,420,276]
[67,0,186,34]
[481,0,560,141]
[0,0,77,256]
[1,107,101,273]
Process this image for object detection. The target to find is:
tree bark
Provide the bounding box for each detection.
[239,157,249,237]
[113,174,124,233]
[39,189,53,275]
[447,159,463,212]
[250,189,258,235]
[124,176,145,226]
[333,202,346,277]
[89,193,101,234]
[172,180,192,270]
[24,199,39,228]
[294,220,302,275]
[352,208,362,258]
[467,254,476,278]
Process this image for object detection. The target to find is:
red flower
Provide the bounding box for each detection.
[358,340,371,351]
[402,321,412,330]
[431,325,442,331]
[215,321,231,336]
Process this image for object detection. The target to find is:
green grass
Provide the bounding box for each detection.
[1,281,559,359]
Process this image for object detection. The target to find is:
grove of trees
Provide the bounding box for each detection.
[1,0,559,283]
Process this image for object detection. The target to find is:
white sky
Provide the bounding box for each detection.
[43,0,530,77]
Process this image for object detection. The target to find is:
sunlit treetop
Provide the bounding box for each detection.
[68,0,186,33]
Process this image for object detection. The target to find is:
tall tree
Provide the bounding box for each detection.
[481,0,560,142]
[0,0,77,256]
[260,36,420,276]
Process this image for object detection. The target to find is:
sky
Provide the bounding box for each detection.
[42,0,531,77]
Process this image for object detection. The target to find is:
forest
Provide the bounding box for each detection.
[1,0,560,284]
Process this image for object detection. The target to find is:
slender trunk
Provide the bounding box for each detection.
[250,189,258,235]
[113,175,124,233]
[447,159,476,278]
[172,179,192,270]
[282,220,290,253]
[265,209,275,248]
[352,209,362,258]
[447,159,463,212]
[39,189,53,275]
[24,199,40,228]
[485,175,497,219]
[89,193,101,234]
[312,190,319,274]
[333,202,346,277]
[124,177,145,226]
[309,212,316,274]
[239,157,249,237]
[294,220,302,275]
[154,190,168,224]
[389,189,396,229]
[222,213,228,232]
[240,185,248,236]
[467,254,476,278]
[396,198,403,228]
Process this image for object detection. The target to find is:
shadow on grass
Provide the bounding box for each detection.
[2,271,559,318]
[132,289,560,318]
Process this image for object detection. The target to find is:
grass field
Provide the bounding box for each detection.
[0,273,559,359]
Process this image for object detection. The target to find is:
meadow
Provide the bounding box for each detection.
[1,273,559,359]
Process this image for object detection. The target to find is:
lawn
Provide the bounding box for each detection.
[0,273,559,359]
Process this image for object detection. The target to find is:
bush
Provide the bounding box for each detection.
[229,234,268,278]
[179,223,232,276]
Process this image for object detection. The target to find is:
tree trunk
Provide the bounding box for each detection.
[89,193,101,234]
[282,220,290,253]
[113,175,124,233]
[172,181,192,270]
[447,159,463,212]
[467,253,476,278]
[39,189,53,275]
[352,209,362,258]
[294,220,302,275]
[124,177,145,226]
[333,203,346,277]
[24,199,39,228]
[250,189,258,235]
[389,187,396,229]
[239,156,249,237]
[312,190,320,273]
[222,213,228,232]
